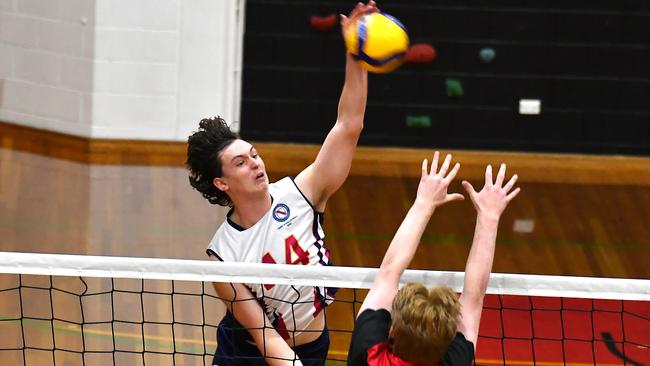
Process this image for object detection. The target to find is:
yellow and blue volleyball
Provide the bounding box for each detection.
[344,12,409,73]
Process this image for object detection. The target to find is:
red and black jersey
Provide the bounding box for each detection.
[348,309,474,366]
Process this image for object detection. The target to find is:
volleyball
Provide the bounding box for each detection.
[344,12,409,73]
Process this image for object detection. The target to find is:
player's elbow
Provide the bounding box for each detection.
[336,115,364,136]
[376,264,402,286]
[460,288,486,309]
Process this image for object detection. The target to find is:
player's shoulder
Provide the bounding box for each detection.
[357,308,392,324]
[269,177,304,202]
[207,219,231,246]
[353,309,392,340]
[442,332,475,366]
[269,176,294,193]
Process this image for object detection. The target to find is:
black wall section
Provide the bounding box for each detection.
[240,0,650,155]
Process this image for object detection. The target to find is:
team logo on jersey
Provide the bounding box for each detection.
[272,203,290,222]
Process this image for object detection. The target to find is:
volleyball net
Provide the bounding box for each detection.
[0,251,648,366]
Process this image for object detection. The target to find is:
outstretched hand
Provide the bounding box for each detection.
[416,151,464,211]
[340,1,378,30]
[462,164,520,220]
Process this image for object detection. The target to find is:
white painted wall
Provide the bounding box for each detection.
[0,0,244,140]
[0,0,95,136]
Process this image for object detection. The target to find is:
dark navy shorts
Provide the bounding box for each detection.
[213,312,329,366]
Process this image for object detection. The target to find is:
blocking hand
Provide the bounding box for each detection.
[462,164,520,220]
[416,151,464,210]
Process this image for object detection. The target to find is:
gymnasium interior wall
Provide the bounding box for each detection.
[241,0,650,155]
[0,0,244,141]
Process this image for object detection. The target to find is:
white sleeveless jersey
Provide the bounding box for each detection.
[206,177,336,338]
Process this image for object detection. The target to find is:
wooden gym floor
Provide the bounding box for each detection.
[2,121,649,279]
[1,121,649,365]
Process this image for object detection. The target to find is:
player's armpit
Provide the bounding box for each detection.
[457,293,482,349]
[294,121,361,211]
[357,278,398,316]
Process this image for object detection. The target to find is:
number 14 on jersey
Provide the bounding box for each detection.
[261,235,309,290]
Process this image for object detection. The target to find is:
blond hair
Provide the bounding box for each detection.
[391,283,461,364]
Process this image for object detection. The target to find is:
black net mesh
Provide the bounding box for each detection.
[0,272,648,366]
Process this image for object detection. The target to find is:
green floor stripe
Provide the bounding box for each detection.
[0,317,212,354]
[326,231,644,249]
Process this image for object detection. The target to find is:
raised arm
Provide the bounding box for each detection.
[294,1,377,212]
[358,152,464,314]
[458,164,520,348]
